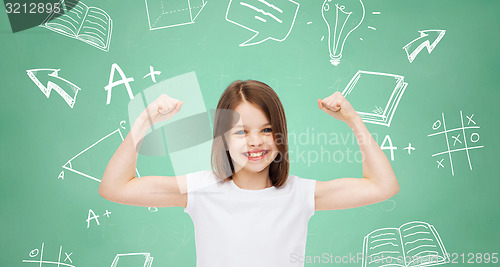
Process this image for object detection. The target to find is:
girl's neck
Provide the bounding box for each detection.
[232,168,273,190]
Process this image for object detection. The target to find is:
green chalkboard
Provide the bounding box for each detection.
[2,0,500,266]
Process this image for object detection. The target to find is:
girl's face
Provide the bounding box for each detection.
[224,102,280,175]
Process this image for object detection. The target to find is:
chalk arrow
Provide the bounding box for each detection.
[26,68,81,108]
[403,30,446,63]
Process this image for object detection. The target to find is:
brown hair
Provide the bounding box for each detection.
[210,80,289,187]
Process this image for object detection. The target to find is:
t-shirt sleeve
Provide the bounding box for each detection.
[184,170,217,215]
[184,172,197,215]
[297,177,317,219]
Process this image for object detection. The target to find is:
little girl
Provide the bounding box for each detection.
[99,80,399,267]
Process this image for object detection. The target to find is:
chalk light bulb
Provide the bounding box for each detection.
[322,0,365,66]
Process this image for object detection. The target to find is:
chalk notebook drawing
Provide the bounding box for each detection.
[110,253,154,267]
[41,0,112,52]
[145,0,208,30]
[362,221,449,267]
[342,70,408,127]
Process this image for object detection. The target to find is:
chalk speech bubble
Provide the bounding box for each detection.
[226,0,300,46]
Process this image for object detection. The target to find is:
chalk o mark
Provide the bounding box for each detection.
[432,120,441,130]
[29,249,39,257]
[470,133,480,143]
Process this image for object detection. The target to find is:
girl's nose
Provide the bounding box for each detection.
[246,132,264,146]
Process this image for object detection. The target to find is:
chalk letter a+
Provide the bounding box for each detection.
[104,63,135,105]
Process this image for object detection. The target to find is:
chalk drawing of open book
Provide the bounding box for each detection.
[41,0,112,52]
[62,122,140,182]
[362,221,450,267]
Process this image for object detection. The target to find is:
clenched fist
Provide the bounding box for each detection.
[142,94,183,125]
[318,91,359,123]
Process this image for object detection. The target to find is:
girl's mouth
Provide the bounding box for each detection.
[243,150,269,161]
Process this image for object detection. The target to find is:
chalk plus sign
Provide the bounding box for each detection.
[403,143,415,154]
[143,66,161,83]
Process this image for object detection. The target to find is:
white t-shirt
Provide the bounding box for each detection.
[184,170,317,267]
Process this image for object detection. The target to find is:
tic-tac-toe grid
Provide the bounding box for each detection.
[427,111,483,176]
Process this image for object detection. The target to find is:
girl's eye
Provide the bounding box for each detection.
[234,128,272,135]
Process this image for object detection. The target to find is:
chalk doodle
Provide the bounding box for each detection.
[62,121,141,182]
[380,135,397,161]
[362,221,449,267]
[41,0,112,52]
[403,143,416,154]
[146,0,208,30]
[427,111,484,176]
[226,0,300,46]
[87,208,112,228]
[321,0,365,65]
[110,253,154,267]
[342,71,408,127]
[60,122,157,212]
[104,63,135,105]
[379,135,415,161]
[26,68,81,108]
[143,66,161,83]
[404,30,446,63]
[105,64,174,105]
[22,243,75,266]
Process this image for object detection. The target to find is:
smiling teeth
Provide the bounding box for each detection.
[247,151,266,157]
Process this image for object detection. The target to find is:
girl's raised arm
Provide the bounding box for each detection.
[314,91,400,211]
[99,94,187,208]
